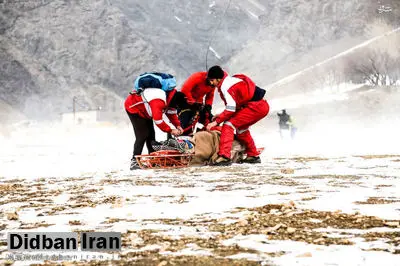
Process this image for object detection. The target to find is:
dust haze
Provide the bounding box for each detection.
[1,0,400,158]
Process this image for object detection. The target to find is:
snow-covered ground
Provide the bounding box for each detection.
[0,120,399,265]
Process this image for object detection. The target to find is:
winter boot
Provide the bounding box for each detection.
[242,156,261,164]
[212,156,232,166]
[130,158,140,170]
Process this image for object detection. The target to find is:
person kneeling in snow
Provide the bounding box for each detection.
[125,86,187,170]
[205,66,270,166]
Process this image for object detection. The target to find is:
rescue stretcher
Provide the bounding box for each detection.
[135,147,264,170]
[135,150,193,169]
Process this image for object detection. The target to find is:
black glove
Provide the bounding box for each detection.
[204,104,212,112]
[203,104,213,124]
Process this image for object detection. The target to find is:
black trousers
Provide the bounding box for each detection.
[126,111,155,159]
[179,108,212,135]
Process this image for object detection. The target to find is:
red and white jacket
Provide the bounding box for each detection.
[180,72,215,106]
[215,74,256,124]
[124,89,180,133]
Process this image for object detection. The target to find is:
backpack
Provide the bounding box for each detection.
[132,72,177,94]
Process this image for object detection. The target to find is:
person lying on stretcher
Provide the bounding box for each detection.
[148,126,262,166]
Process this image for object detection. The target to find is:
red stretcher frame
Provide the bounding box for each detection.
[135,150,193,169]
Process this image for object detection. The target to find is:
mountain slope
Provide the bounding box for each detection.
[0,0,170,119]
[0,0,399,120]
[227,0,400,97]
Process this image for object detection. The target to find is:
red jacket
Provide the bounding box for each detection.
[215,74,256,124]
[180,72,216,106]
[124,89,180,133]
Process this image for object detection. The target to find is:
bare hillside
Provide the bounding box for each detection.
[0,0,399,120]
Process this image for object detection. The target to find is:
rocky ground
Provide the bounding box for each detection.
[1,147,399,265]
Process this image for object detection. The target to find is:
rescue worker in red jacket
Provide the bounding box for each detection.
[125,88,186,170]
[179,71,219,135]
[205,65,269,166]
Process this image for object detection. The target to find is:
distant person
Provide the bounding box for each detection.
[179,70,224,135]
[288,115,297,139]
[125,74,187,170]
[205,65,269,166]
[277,109,296,139]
